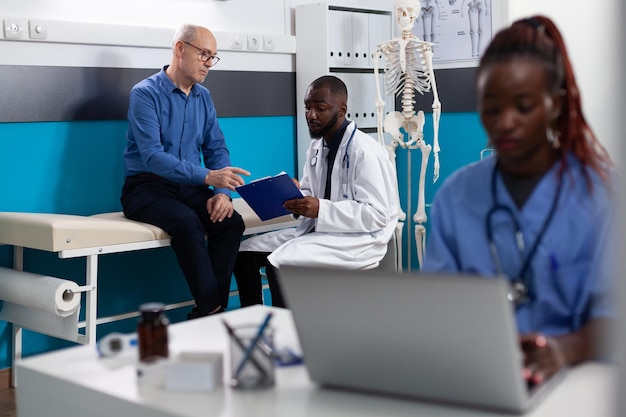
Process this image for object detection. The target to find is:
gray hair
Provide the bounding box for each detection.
[172,24,198,48]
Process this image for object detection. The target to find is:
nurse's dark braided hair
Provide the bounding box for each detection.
[479,15,612,186]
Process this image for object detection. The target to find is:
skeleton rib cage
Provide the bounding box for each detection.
[382,40,434,101]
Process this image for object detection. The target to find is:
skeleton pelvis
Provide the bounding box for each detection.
[383,111,425,144]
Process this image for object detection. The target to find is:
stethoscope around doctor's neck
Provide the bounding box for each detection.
[485,161,562,306]
[310,123,357,170]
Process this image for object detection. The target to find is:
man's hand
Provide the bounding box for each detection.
[205,167,250,191]
[283,196,319,218]
[206,193,234,223]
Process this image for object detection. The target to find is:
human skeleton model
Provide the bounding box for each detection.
[461,0,489,57]
[373,0,442,270]
[419,0,440,43]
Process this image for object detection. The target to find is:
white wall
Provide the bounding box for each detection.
[509,0,621,163]
[0,0,296,71]
[2,0,394,38]
[2,0,288,34]
[1,0,620,159]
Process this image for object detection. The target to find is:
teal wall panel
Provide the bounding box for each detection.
[0,111,486,367]
[0,116,296,214]
[221,116,298,184]
[0,121,127,214]
[394,112,488,270]
[0,115,296,369]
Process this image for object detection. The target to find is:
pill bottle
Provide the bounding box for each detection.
[137,302,169,362]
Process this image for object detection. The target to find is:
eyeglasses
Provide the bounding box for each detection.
[182,41,221,66]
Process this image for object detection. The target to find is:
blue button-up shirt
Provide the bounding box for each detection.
[123,66,232,196]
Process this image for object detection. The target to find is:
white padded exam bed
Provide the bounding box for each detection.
[0,198,300,385]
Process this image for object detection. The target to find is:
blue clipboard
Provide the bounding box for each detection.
[235,172,303,221]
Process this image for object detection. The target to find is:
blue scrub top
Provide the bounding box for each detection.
[423,153,615,336]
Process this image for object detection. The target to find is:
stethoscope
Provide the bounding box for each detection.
[310,123,357,199]
[485,161,562,306]
[341,123,357,169]
[310,123,357,169]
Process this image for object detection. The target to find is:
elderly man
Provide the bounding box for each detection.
[121,24,250,319]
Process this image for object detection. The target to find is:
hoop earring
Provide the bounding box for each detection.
[547,127,561,149]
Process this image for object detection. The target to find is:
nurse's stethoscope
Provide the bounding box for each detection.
[485,161,562,305]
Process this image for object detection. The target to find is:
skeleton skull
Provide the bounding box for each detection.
[395,0,420,32]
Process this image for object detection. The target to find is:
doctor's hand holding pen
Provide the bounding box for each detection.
[204,166,251,191]
[284,196,319,219]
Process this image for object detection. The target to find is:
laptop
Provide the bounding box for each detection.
[277,266,566,414]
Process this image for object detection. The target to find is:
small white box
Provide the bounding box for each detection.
[166,352,223,392]
[137,358,168,390]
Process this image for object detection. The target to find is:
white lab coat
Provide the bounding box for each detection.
[240,121,399,269]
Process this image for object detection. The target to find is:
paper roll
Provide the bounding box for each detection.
[0,302,81,341]
[0,266,81,317]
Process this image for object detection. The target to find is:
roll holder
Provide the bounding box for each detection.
[64,285,96,295]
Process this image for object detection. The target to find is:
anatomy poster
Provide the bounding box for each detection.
[411,0,498,68]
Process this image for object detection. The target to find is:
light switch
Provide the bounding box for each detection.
[29,20,47,39]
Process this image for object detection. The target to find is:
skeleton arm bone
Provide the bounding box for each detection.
[423,46,442,183]
[432,105,441,182]
[373,47,387,145]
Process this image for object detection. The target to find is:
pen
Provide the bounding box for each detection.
[549,254,559,273]
[222,319,267,377]
[235,312,273,378]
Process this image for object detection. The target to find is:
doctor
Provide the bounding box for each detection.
[423,16,616,387]
[234,75,399,307]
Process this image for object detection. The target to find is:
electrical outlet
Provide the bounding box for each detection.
[29,20,47,39]
[3,18,25,39]
[231,33,244,50]
[263,35,275,51]
[247,34,260,51]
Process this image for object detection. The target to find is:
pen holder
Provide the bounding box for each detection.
[229,324,275,389]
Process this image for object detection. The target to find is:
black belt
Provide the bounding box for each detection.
[130,173,160,179]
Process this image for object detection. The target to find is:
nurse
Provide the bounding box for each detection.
[234,75,399,308]
[422,16,616,386]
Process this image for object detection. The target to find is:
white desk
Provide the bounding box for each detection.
[15,306,617,417]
